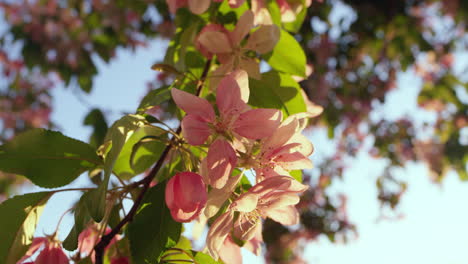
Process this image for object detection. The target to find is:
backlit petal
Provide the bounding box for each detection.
[245,25,280,54]
[216,72,249,117]
[207,139,238,189]
[198,31,233,54]
[266,205,300,225]
[234,109,282,139]
[231,10,254,46]
[189,0,210,14]
[181,115,212,145]
[171,88,215,121]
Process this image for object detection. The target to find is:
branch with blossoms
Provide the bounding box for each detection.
[0,1,322,264]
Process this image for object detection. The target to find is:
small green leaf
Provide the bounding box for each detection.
[263,30,306,77]
[83,108,108,148]
[63,192,91,251]
[0,129,102,188]
[113,125,167,180]
[128,182,182,264]
[136,86,171,114]
[249,71,306,116]
[87,115,147,222]
[0,192,53,264]
[290,170,303,182]
[192,251,223,264]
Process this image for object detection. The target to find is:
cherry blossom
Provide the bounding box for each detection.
[196,11,280,80]
[206,176,308,259]
[240,113,315,181]
[165,172,207,222]
[171,70,282,145]
[18,237,68,264]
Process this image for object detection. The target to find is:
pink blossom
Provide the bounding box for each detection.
[196,11,280,80]
[18,237,68,264]
[165,172,207,222]
[242,113,314,181]
[218,223,263,264]
[77,224,119,262]
[206,138,238,189]
[171,70,282,146]
[206,176,308,259]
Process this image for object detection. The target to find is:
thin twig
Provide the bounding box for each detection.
[94,59,212,264]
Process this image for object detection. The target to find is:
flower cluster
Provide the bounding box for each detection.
[165,67,314,262]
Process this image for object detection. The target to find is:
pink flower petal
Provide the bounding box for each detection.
[228,0,245,8]
[234,109,282,139]
[181,115,212,145]
[230,10,254,46]
[243,223,263,256]
[166,172,207,223]
[238,57,261,80]
[171,88,215,122]
[245,24,280,54]
[231,193,258,212]
[35,245,69,264]
[189,0,210,14]
[274,151,313,170]
[198,31,233,54]
[265,205,300,225]
[207,212,235,260]
[216,72,249,117]
[196,24,231,59]
[262,118,299,153]
[207,139,238,189]
[17,237,47,263]
[219,237,243,264]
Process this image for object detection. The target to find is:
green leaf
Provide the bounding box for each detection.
[249,71,306,116]
[63,192,91,251]
[86,115,145,222]
[113,125,167,180]
[136,86,171,114]
[290,170,303,182]
[193,251,223,264]
[0,129,102,188]
[0,192,53,264]
[87,115,146,222]
[128,182,182,264]
[83,108,108,148]
[263,30,306,77]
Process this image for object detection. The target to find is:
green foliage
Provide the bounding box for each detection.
[127,182,182,264]
[249,71,306,116]
[113,125,167,180]
[87,115,147,222]
[84,108,109,149]
[0,192,53,264]
[63,192,92,251]
[0,129,102,188]
[137,86,172,114]
[164,9,204,72]
[263,30,306,77]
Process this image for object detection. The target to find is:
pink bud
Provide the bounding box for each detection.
[35,243,68,264]
[165,172,207,222]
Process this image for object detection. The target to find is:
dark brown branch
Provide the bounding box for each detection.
[94,59,212,264]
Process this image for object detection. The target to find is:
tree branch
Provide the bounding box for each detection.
[94,59,212,264]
